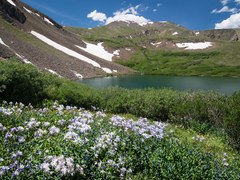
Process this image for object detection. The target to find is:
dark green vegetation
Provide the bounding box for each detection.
[0,59,240,150]
[118,50,240,76]
[67,23,240,77]
[0,60,240,178]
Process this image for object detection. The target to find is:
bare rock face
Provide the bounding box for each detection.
[202,29,239,42]
[231,34,239,41]
[0,0,26,24]
[0,44,15,58]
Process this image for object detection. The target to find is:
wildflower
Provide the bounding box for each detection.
[12,170,20,177]
[64,132,82,144]
[5,132,13,139]
[27,118,40,129]
[49,126,60,135]
[44,122,50,127]
[40,162,50,173]
[120,167,127,177]
[0,123,6,131]
[17,126,24,132]
[42,155,75,176]
[16,151,23,157]
[35,129,47,138]
[58,120,66,126]
[18,136,25,143]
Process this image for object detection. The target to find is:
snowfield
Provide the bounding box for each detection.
[0,37,9,47]
[7,0,16,6]
[101,67,112,73]
[71,70,83,79]
[76,42,114,61]
[44,18,54,26]
[23,7,33,14]
[113,50,120,57]
[172,32,179,36]
[176,42,213,50]
[45,68,62,77]
[31,31,101,68]
[16,54,33,65]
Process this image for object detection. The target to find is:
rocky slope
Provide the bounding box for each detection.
[0,0,133,79]
[1,0,240,78]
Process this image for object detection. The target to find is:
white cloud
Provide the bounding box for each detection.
[157,3,161,7]
[221,0,230,5]
[87,10,107,22]
[153,9,157,12]
[212,6,238,13]
[87,5,153,26]
[215,13,240,29]
[105,5,152,26]
[235,0,240,4]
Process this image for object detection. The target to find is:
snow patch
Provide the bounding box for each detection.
[23,7,33,14]
[7,0,16,6]
[35,13,40,17]
[172,32,178,36]
[125,48,132,51]
[71,70,83,79]
[176,42,213,50]
[113,50,120,57]
[76,42,114,61]
[31,31,101,68]
[113,70,118,73]
[16,54,33,65]
[195,32,200,35]
[45,68,62,77]
[101,67,112,73]
[44,17,54,26]
[0,38,9,48]
[151,42,162,47]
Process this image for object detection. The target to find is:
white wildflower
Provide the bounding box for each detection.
[49,126,60,135]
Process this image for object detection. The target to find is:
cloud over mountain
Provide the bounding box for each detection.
[213,0,240,28]
[87,5,152,26]
[87,10,107,22]
[215,13,240,29]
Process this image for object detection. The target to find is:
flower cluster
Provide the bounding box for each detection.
[40,155,83,176]
[0,101,238,179]
[110,115,168,139]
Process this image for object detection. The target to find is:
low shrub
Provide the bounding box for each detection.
[0,59,61,105]
[224,92,240,150]
[0,60,239,149]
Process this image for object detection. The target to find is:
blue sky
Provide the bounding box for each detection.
[21,0,240,30]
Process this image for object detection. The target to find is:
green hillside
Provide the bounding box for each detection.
[66,22,240,77]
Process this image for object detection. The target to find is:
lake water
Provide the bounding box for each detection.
[80,75,240,95]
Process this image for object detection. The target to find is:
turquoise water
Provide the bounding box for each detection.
[80,75,240,95]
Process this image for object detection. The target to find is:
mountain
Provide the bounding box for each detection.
[0,0,133,79]
[67,21,240,77]
[1,0,240,78]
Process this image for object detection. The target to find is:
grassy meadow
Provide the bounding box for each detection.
[67,25,240,77]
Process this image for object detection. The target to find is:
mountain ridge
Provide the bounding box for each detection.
[1,0,240,78]
[0,0,133,79]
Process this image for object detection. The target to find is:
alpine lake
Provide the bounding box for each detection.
[79,74,240,95]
